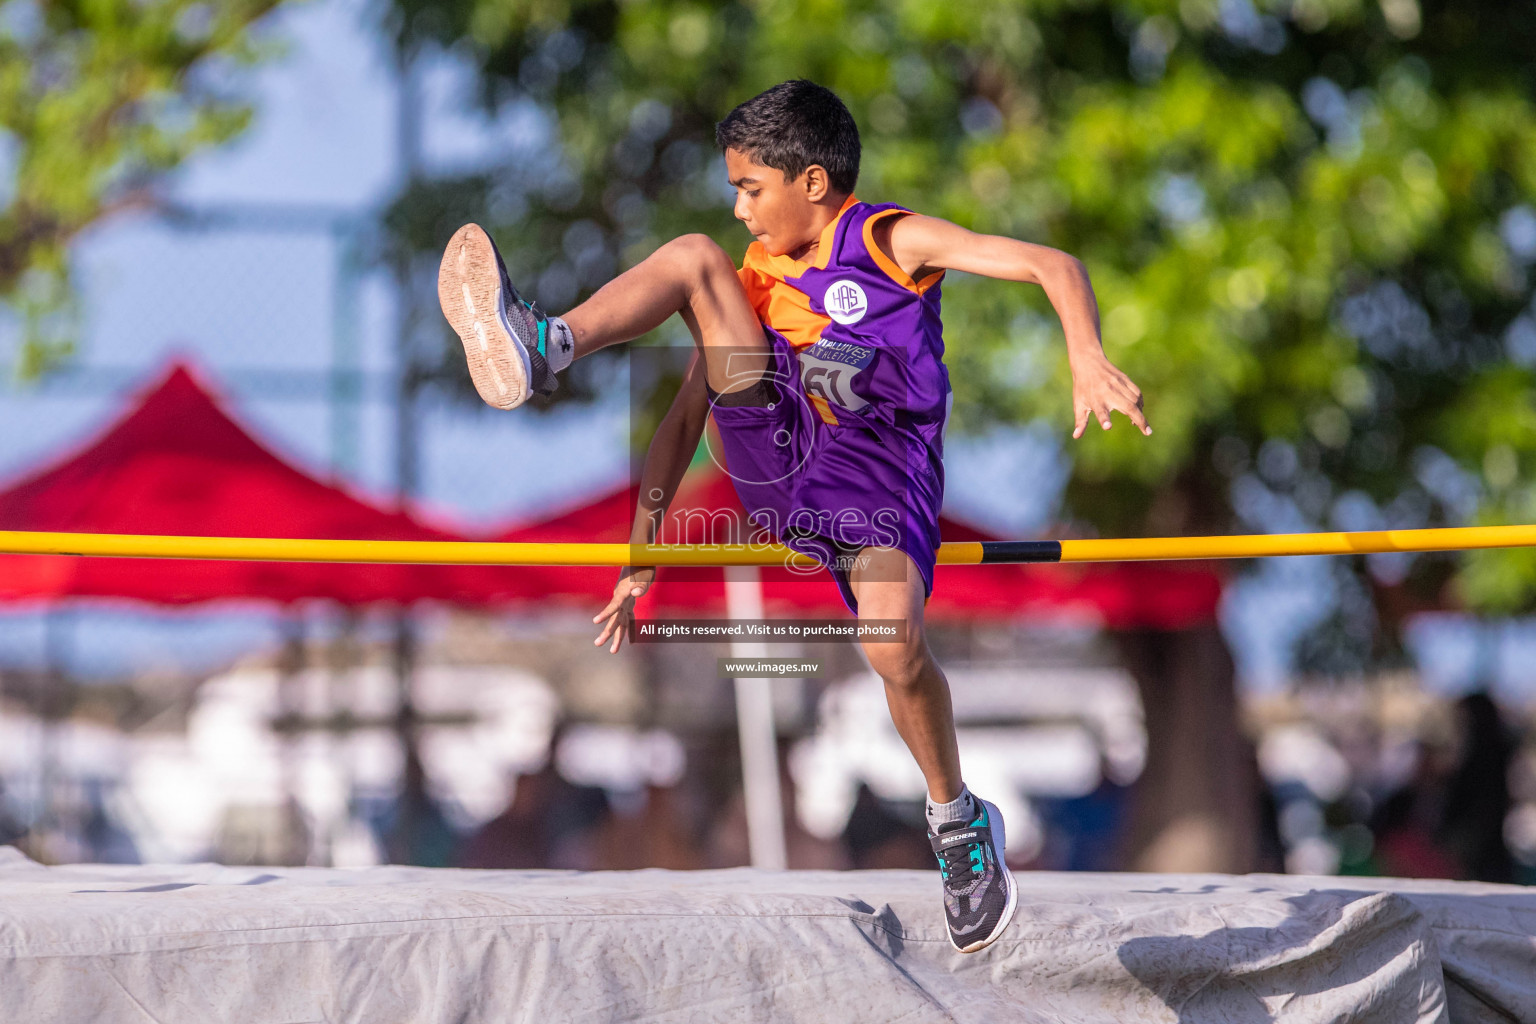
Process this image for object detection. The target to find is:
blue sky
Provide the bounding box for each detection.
[0,0,1524,700]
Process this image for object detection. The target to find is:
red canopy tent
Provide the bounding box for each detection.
[0,361,534,608]
[495,461,1223,629]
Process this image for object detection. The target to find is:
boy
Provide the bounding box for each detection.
[438,80,1149,953]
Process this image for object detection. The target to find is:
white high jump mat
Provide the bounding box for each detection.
[0,847,1531,1023]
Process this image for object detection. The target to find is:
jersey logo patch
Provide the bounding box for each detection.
[824,279,868,325]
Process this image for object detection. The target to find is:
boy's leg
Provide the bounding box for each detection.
[441,227,769,410]
[559,234,770,396]
[850,548,962,802]
[852,546,1017,954]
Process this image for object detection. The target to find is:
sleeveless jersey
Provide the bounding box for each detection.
[736,195,952,479]
[719,196,952,610]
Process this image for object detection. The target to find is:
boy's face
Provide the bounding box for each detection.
[725,148,832,257]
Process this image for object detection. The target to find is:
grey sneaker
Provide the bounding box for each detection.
[437,223,562,410]
[928,796,1018,953]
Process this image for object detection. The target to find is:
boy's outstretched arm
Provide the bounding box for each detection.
[884,214,1150,438]
[591,352,711,653]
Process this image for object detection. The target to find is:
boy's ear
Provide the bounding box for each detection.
[802,164,830,202]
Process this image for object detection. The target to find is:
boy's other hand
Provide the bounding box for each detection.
[1071,354,1151,439]
[593,566,656,653]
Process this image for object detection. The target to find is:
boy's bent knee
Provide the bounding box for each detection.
[663,233,735,281]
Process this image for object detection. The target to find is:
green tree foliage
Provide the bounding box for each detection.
[389,0,1536,624]
[1,0,286,377]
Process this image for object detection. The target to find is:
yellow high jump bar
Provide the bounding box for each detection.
[0,524,1534,567]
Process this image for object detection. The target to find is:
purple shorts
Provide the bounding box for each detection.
[707,329,943,613]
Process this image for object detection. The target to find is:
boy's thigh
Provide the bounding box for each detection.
[699,323,784,403]
[668,244,771,397]
[851,548,931,667]
[680,306,774,398]
[849,547,929,621]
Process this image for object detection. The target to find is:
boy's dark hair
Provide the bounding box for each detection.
[715,80,860,195]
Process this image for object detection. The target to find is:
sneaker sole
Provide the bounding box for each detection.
[437,223,531,411]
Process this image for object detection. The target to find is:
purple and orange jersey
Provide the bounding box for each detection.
[710,196,953,610]
[735,195,951,446]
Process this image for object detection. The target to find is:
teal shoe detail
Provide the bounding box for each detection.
[524,300,550,358]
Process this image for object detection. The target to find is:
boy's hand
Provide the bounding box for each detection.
[593,566,655,653]
[1071,354,1151,438]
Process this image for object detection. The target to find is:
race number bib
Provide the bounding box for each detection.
[799,339,874,413]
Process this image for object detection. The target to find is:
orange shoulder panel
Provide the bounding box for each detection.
[862,208,945,295]
[738,243,830,349]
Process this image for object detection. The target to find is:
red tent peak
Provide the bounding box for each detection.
[156,359,225,399]
[107,358,269,462]
[0,357,403,538]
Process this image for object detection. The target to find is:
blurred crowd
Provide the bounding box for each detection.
[1251,681,1536,885]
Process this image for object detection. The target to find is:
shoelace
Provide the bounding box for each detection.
[937,831,984,888]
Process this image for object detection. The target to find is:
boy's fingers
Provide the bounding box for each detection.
[596,609,625,645]
[1122,401,1152,434]
[1105,389,1152,434]
[595,578,648,623]
[1075,368,1152,438]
